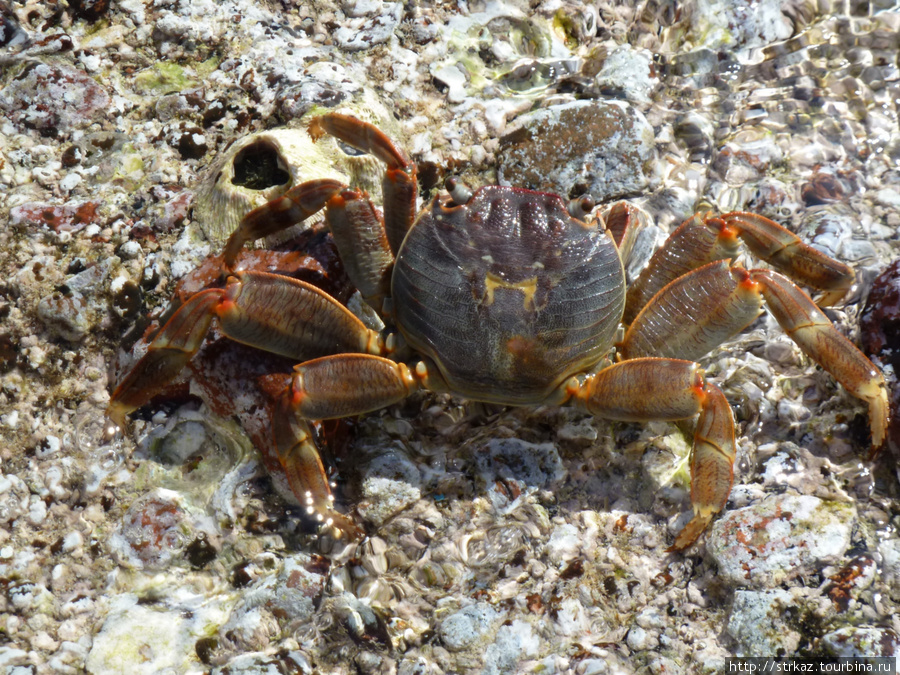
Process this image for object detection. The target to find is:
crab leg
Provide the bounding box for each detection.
[620,260,763,362]
[107,271,383,426]
[753,269,889,451]
[620,260,888,450]
[624,213,741,323]
[224,176,394,310]
[723,213,853,306]
[223,178,345,270]
[107,289,221,429]
[215,272,383,358]
[284,354,422,420]
[271,354,422,537]
[567,358,735,550]
[325,188,394,310]
[309,113,418,256]
[272,403,364,539]
[625,211,854,322]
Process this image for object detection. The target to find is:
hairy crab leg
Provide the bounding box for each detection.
[753,269,889,451]
[107,271,383,426]
[224,176,394,312]
[722,212,853,306]
[108,289,222,429]
[624,213,741,324]
[620,260,887,450]
[214,272,383,359]
[625,211,855,323]
[272,405,364,540]
[679,382,735,551]
[567,358,735,550]
[620,260,764,362]
[325,188,394,311]
[271,354,423,538]
[223,178,345,271]
[308,112,418,256]
[284,354,422,420]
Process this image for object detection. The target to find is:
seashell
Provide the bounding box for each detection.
[193,117,387,246]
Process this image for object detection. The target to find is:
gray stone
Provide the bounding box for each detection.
[708,495,855,588]
[356,449,422,526]
[498,101,655,201]
[726,589,800,656]
[823,627,900,658]
[440,603,502,652]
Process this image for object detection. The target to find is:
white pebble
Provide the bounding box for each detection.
[28,497,47,525]
[63,531,83,552]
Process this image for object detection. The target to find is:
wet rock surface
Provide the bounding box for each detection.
[498,100,655,200]
[1,0,899,673]
[822,627,900,659]
[726,588,803,656]
[707,495,856,588]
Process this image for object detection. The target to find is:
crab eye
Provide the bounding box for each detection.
[445,177,473,206]
[567,195,595,220]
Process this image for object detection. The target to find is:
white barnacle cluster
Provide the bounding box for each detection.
[193,101,398,248]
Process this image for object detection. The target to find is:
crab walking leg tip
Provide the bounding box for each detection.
[868,382,890,456]
[273,390,365,540]
[753,269,889,455]
[105,400,129,432]
[667,509,716,552]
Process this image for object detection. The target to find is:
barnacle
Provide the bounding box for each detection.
[194,118,386,245]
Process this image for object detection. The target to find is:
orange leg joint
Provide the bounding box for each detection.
[568,358,736,550]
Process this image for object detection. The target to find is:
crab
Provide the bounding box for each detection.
[107,113,889,550]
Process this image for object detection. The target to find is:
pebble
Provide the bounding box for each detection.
[27,495,47,525]
[85,598,218,674]
[440,603,502,652]
[482,620,540,674]
[713,136,782,184]
[0,63,112,134]
[594,45,657,104]
[9,201,103,234]
[474,438,566,489]
[334,1,402,51]
[0,649,28,670]
[686,0,791,49]
[62,531,83,553]
[355,449,422,527]
[37,291,90,342]
[626,625,658,651]
[823,627,900,658]
[109,490,189,569]
[554,597,589,636]
[498,100,655,201]
[707,494,855,588]
[726,589,800,656]
[546,524,581,565]
[795,208,854,261]
[877,538,900,601]
[221,553,326,652]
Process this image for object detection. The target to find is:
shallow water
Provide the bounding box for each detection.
[0,1,899,672]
